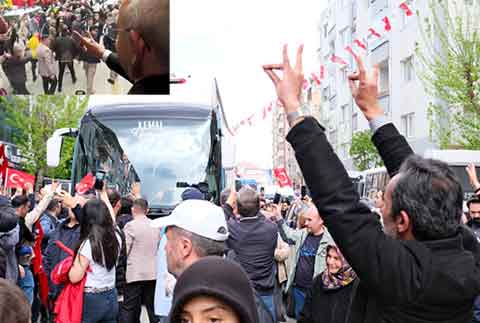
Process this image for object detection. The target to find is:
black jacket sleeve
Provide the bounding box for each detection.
[286,117,427,304]
[0,205,18,233]
[371,123,414,177]
[105,53,132,83]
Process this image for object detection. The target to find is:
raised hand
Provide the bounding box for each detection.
[73,30,105,60]
[348,54,384,121]
[466,163,480,191]
[263,44,304,113]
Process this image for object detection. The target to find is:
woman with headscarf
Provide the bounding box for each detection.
[169,256,259,323]
[298,245,358,323]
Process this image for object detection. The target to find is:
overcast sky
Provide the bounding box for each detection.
[170,0,327,169]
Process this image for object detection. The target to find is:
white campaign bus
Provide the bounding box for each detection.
[360,149,480,200]
[423,149,480,201]
[46,78,236,217]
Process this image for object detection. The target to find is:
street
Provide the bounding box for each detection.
[0,59,132,95]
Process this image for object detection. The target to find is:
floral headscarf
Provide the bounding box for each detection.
[321,245,357,290]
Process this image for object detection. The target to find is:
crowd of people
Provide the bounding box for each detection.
[1,44,480,323]
[0,0,169,95]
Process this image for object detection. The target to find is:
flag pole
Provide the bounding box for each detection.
[4,167,8,195]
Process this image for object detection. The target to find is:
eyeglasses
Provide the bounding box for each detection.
[113,27,151,50]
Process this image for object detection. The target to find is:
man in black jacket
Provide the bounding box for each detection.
[72,0,169,94]
[225,186,278,322]
[0,195,18,279]
[263,45,480,323]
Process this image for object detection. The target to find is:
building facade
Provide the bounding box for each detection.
[317,0,437,170]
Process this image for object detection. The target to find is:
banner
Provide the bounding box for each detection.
[75,172,95,194]
[273,167,292,188]
[4,167,35,189]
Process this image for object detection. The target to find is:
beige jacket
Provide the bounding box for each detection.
[274,235,292,284]
[124,216,160,283]
[36,43,57,78]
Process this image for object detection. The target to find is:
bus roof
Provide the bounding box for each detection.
[423,149,480,166]
[86,100,213,121]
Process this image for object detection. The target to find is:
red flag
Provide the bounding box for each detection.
[354,39,367,51]
[382,16,392,32]
[368,28,382,38]
[331,55,347,65]
[4,168,35,190]
[32,221,49,307]
[273,167,292,188]
[311,73,321,86]
[75,172,95,194]
[0,144,7,183]
[320,65,325,79]
[303,79,309,90]
[345,46,358,60]
[399,2,413,16]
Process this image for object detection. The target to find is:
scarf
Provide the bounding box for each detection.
[321,245,357,290]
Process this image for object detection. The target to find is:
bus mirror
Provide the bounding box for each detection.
[46,128,78,168]
[47,135,63,167]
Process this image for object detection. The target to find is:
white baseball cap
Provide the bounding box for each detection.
[151,200,229,241]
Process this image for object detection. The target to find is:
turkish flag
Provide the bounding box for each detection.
[368,28,382,38]
[311,73,321,86]
[399,2,413,16]
[354,39,367,51]
[75,172,95,194]
[382,16,392,32]
[273,167,292,188]
[0,144,8,183]
[5,168,35,189]
[331,55,347,65]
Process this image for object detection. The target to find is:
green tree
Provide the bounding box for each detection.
[416,0,480,149]
[349,130,383,171]
[1,95,89,181]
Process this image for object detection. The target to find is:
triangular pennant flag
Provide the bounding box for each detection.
[382,16,392,32]
[320,65,325,79]
[345,46,358,60]
[354,39,367,51]
[399,2,413,16]
[311,73,321,86]
[368,27,382,38]
[331,54,348,65]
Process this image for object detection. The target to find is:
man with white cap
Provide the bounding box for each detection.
[151,199,229,322]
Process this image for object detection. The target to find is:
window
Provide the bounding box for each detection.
[324,24,328,38]
[323,86,329,101]
[378,61,389,94]
[341,104,348,124]
[378,95,390,115]
[402,56,414,82]
[340,67,348,83]
[352,112,358,131]
[340,28,349,49]
[401,113,415,137]
[330,96,337,111]
[329,129,338,147]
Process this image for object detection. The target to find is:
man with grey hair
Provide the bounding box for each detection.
[74,0,169,94]
[225,186,278,322]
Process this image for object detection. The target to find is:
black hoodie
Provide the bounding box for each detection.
[169,256,259,323]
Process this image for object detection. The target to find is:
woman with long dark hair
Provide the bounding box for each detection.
[68,198,120,323]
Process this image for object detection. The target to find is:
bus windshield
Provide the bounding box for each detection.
[73,113,213,208]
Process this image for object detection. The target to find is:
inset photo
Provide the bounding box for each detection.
[0,0,169,95]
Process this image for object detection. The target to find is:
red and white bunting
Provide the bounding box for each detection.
[331,54,348,65]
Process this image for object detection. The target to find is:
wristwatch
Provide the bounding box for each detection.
[286,110,304,127]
